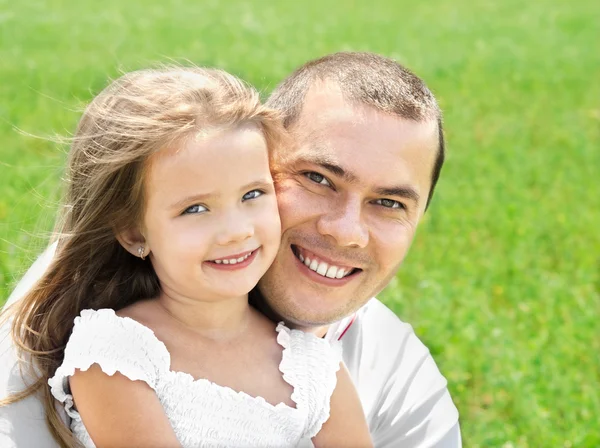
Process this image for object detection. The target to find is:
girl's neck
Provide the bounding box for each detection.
[156,291,254,342]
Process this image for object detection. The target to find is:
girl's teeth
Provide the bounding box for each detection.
[309,259,319,271]
[335,268,346,279]
[212,251,253,264]
[299,254,305,262]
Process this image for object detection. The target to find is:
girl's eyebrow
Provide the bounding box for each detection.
[170,192,215,209]
[241,179,274,191]
[169,179,273,209]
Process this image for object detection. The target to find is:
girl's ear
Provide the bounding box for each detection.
[116,228,150,259]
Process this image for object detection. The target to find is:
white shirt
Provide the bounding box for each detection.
[1,244,461,447]
[326,301,461,447]
[50,310,343,447]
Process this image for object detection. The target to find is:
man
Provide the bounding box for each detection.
[1,52,460,447]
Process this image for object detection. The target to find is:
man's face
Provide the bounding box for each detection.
[258,81,439,327]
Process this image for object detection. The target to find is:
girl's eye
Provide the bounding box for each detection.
[242,190,264,201]
[304,172,331,186]
[183,204,208,214]
[374,198,404,209]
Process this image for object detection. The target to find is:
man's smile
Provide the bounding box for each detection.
[291,244,362,282]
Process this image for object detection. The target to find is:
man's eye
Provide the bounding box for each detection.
[183,204,208,214]
[242,190,264,201]
[304,172,331,186]
[375,198,404,209]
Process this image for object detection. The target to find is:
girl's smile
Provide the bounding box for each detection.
[205,247,260,270]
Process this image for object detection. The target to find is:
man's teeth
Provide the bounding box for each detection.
[213,251,253,264]
[298,253,348,279]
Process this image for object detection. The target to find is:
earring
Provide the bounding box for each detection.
[138,246,146,260]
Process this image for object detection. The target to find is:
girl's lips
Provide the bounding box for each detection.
[209,248,256,263]
[205,248,259,271]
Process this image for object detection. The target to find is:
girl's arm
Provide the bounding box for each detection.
[69,364,181,448]
[312,363,373,448]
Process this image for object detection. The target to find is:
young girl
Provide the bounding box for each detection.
[1,67,372,447]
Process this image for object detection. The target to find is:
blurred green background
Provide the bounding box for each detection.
[1,0,599,446]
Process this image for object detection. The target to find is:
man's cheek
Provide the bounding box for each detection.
[278,188,326,231]
[381,233,414,269]
[275,182,303,216]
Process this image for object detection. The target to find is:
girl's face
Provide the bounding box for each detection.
[142,124,281,302]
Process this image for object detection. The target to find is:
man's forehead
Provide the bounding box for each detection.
[294,83,368,130]
[289,146,347,176]
[292,106,437,155]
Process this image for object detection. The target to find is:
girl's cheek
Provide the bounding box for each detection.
[261,200,282,239]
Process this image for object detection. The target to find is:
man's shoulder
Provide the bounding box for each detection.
[344,298,421,349]
[357,297,414,332]
[0,320,62,447]
[346,297,449,395]
[6,242,57,308]
[339,298,461,447]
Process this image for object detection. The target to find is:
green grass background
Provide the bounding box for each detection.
[1,0,599,446]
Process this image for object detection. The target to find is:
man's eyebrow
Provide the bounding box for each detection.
[296,154,357,183]
[296,152,420,202]
[374,186,421,203]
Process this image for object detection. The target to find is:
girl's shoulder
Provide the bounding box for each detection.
[48,308,172,439]
[60,307,172,383]
[74,306,161,340]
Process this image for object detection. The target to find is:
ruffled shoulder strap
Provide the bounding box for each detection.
[276,322,343,439]
[48,308,170,418]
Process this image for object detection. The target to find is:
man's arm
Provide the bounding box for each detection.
[1,243,60,448]
[312,363,373,448]
[337,299,461,447]
[5,242,57,308]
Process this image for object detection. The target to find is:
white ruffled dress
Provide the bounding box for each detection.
[48,309,343,448]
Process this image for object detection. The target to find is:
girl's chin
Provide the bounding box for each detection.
[195,285,259,301]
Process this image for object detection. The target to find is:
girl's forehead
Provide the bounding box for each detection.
[151,123,264,160]
[144,126,272,204]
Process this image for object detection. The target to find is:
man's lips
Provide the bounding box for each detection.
[291,244,361,280]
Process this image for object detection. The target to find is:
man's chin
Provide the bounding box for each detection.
[272,295,357,328]
[257,264,367,327]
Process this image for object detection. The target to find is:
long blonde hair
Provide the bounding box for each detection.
[0,66,286,447]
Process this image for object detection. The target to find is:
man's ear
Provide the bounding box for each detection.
[116,227,150,259]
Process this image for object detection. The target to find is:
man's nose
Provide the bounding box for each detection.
[216,210,254,246]
[316,196,369,248]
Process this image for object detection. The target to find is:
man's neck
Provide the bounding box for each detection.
[249,288,330,337]
[292,323,330,338]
